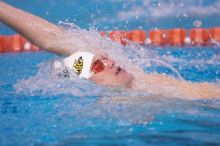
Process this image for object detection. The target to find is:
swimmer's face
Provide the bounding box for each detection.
[89,55,134,88]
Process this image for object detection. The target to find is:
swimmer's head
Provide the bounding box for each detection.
[63,52,134,88]
[90,54,134,88]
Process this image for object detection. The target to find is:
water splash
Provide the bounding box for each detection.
[14,22,186,97]
[14,22,220,100]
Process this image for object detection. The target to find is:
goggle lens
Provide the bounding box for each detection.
[91,60,105,74]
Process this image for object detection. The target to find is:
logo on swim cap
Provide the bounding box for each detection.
[73,56,83,75]
[63,52,95,79]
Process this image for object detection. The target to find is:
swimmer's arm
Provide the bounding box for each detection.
[128,67,220,99]
[0,1,73,56]
[145,73,220,99]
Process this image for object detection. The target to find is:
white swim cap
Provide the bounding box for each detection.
[63,52,95,79]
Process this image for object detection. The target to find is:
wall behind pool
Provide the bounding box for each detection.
[1,0,220,34]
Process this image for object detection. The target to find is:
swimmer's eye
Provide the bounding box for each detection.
[91,60,105,74]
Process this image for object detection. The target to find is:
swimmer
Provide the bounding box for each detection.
[0,1,220,99]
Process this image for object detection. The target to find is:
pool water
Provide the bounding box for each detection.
[1,0,220,146]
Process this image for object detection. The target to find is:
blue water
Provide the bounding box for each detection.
[1,0,220,146]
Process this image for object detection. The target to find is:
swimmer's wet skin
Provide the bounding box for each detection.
[0,1,220,99]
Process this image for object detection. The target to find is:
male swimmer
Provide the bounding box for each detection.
[0,1,220,99]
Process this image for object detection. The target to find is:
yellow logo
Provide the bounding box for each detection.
[73,56,83,75]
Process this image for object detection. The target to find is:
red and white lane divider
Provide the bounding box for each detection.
[1,27,220,53]
[105,27,220,46]
[0,34,39,53]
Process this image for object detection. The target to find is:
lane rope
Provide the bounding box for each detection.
[1,27,220,53]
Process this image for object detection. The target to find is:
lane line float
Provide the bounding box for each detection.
[0,35,39,53]
[190,28,211,46]
[209,27,220,44]
[1,27,220,53]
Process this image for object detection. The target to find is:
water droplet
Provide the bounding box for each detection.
[193,20,202,27]
[183,12,188,18]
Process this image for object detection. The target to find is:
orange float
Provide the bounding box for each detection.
[11,34,23,52]
[149,29,167,46]
[167,28,186,46]
[189,28,211,46]
[0,34,40,52]
[0,36,3,52]
[209,27,220,43]
[2,36,11,52]
[126,30,146,45]
[108,30,127,46]
[0,35,22,52]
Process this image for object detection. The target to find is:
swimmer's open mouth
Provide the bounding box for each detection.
[116,67,122,75]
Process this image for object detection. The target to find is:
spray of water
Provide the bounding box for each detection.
[14,21,220,102]
[15,22,186,98]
